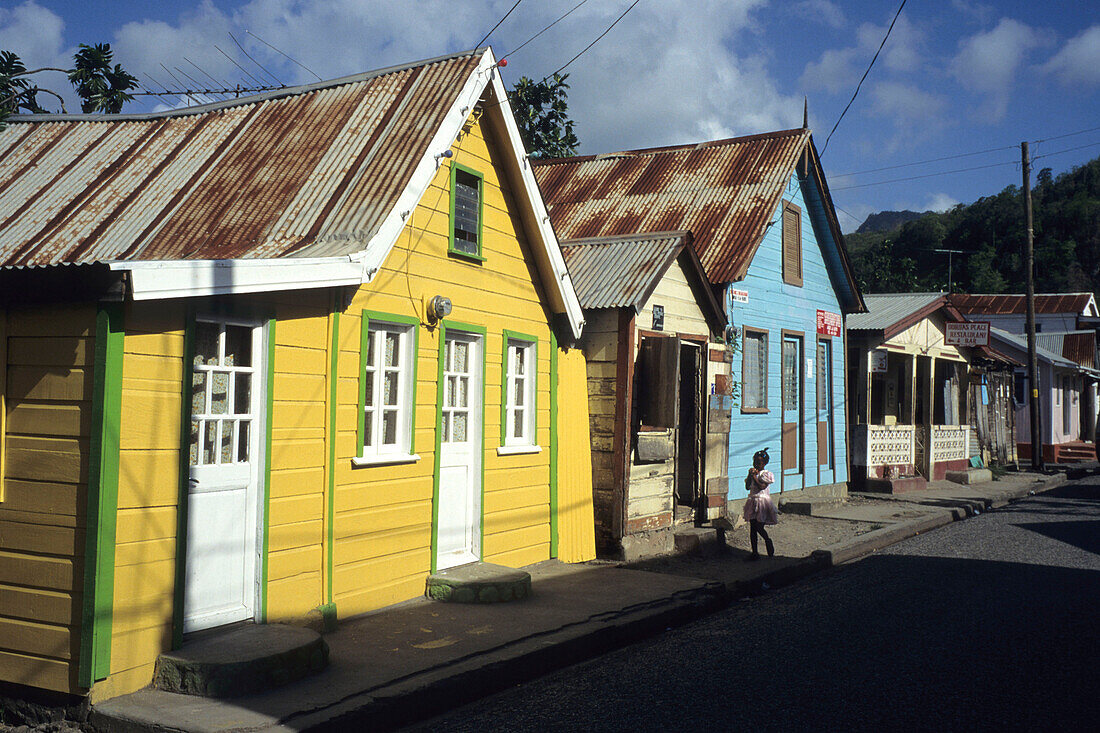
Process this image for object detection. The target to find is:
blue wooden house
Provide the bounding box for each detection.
[534,127,865,524]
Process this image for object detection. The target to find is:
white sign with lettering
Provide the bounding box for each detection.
[945,321,989,347]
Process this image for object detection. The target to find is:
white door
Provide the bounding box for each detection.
[184,318,264,633]
[436,330,482,570]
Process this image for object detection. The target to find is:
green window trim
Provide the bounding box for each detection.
[80,303,124,687]
[357,310,421,462]
[448,162,485,263]
[499,330,539,448]
[430,320,487,574]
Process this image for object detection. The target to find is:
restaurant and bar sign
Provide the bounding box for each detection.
[816,309,842,337]
[945,321,990,347]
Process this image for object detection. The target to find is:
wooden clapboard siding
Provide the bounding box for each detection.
[728,171,849,492]
[0,302,95,694]
[101,300,184,696]
[555,348,596,562]
[579,309,620,545]
[331,113,558,617]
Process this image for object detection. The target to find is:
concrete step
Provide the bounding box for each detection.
[153,624,328,698]
[673,527,726,556]
[426,562,531,603]
[777,496,845,516]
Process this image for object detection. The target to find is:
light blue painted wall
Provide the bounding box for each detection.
[726,171,850,493]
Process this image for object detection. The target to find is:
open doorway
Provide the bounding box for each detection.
[675,342,703,510]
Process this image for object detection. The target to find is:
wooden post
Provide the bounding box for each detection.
[1022,141,1043,469]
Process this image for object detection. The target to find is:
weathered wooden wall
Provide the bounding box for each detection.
[0,303,95,693]
[579,309,620,548]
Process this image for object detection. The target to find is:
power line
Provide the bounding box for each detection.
[552,0,644,77]
[835,143,1017,178]
[503,0,591,61]
[831,158,1018,191]
[1032,123,1100,145]
[1033,140,1100,162]
[475,0,526,51]
[821,0,907,156]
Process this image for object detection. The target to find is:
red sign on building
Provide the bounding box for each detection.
[817,309,841,337]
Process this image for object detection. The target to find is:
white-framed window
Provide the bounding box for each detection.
[502,336,537,447]
[358,315,417,463]
[741,327,768,412]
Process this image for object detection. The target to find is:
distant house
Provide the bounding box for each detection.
[557,231,727,558]
[951,293,1099,460]
[846,293,1015,490]
[0,49,596,702]
[534,128,865,554]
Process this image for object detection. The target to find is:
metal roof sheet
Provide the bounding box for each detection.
[846,292,945,332]
[990,328,1080,370]
[1036,331,1096,369]
[559,231,688,310]
[0,50,481,267]
[949,293,1098,316]
[533,130,811,284]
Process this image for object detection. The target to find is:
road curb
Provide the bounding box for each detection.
[811,508,962,567]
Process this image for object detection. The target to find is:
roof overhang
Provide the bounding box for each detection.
[112,256,365,300]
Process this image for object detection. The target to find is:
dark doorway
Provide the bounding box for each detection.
[675,343,702,507]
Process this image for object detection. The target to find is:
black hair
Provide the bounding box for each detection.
[753,447,770,466]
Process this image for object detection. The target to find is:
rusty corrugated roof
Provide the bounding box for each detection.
[0,51,481,267]
[1037,331,1096,369]
[560,231,688,311]
[949,293,1098,316]
[533,130,813,284]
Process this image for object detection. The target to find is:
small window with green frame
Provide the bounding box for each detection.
[500,331,538,451]
[449,163,484,261]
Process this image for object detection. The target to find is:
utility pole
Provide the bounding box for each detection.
[933,249,966,293]
[1022,141,1043,470]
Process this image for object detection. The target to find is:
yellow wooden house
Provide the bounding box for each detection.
[0,48,595,703]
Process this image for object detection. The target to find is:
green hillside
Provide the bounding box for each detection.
[845,155,1100,299]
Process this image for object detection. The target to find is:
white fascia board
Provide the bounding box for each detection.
[112,257,362,301]
[353,49,496,278]
[485,67,585,340]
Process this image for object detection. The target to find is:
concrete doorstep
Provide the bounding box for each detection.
[87,471,1067,733]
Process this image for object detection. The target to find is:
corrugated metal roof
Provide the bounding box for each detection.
[991,328,1079,370]
[949,293,1097,316]
[1036,331,1096,369]
[559,231,688,310]
[0,50,481,267]
[847,293,945,332]
[533,130,811,284]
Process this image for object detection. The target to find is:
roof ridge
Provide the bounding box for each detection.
[5,47,486,125]
[531,127,809,166]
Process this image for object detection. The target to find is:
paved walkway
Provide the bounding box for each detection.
[88,470,1068,732]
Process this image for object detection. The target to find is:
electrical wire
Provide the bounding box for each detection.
[1032,124,1100,145]
[821,0,907,156]
[551,0,644,77]
[503,0,591,60]
[1033,140,1100,162]
[475,0,526,51]
[835,143,1018,178]
[831,158,1018,191]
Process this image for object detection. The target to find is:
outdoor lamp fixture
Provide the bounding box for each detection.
[428,295,452,323]
[435,149,453,164]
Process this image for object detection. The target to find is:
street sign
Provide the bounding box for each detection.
[945,321,989,347]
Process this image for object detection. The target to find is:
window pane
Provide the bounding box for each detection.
[446,375,456,407]
[453,411,467,442]
[192,372,207,416]
[221,421,234,463]
[364,409,374,447]
[442,413,450,442]
[189,421,200,465]
[367,328,376,365]
[211,372,229,414]
[204,421,217,464]
[743,332,766,409]
[384,372,398,406]
[385,332,398,367]
[237,421,250,462]
[224,326,251,367]
[382,410,397,445]
[454,341,468,372]
[514,408,524,439]
[234,373,251,415]
[514,377,524,407]
[364,369,375,407]
[783,341,797,409]
[458,376,468,408]
[194,321,219,366]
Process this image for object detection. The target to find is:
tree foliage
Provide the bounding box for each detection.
[1,43,137,126]
[848,154,1100,303]
[507,73,579,159]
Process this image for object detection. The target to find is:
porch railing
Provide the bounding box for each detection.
[862,424,916,466]
[930,425,969,463]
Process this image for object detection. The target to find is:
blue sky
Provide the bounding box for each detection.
[3,1,1098,232]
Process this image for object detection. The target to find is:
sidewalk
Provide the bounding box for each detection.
[89,471,1068,733]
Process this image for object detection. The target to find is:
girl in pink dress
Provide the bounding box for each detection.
[743,448,777,560]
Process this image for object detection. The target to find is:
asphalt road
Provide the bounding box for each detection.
[405,477,1100,732]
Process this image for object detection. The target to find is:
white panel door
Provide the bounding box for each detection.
[184,318,264,633]
[436,331,482,570]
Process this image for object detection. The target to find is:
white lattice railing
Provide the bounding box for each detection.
[865,424,915,465]
[931,425,969,463]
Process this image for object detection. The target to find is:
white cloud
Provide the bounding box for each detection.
[801,13,924,93]
[1042,25,1100,88]
[951,18,1050,121]
[868,81,947,124]
[923,192,960,212]
[0,1,74,111]
[793,1,845,31]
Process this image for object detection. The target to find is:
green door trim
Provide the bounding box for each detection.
[79,302,125,687]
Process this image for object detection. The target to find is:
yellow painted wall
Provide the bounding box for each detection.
[556,347,596,563]
[0,303,95,693]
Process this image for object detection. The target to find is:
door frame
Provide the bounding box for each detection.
[431,321,487,573]
[816,336,835,486]
[780,329,805,492]
[173,312,270,643]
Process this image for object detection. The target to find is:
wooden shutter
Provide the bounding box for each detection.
[637,335,680,428]
[782,201,802,286]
